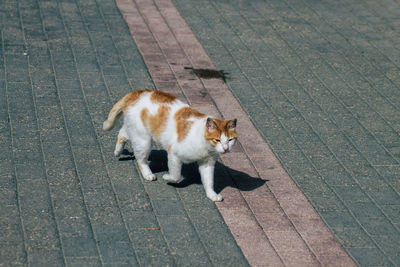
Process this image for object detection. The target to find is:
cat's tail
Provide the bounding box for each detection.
[103,89,149,130]
[103,96,125,131]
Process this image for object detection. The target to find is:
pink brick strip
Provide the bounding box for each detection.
[116,0,356,266]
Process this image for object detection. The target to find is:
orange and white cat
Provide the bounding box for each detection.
[103,89,237,201]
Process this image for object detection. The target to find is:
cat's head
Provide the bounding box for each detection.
[205,118,237,153]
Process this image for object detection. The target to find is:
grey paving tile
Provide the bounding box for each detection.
[144,180,179,200]
[320,210,358,230]
[97,241,137,265]
[0,181,17,206]
[358,216,398,236]
[27,248,65,266]
[375,166,400,195]
[183,202,248,265]
[65,256,102,266]
[152,199,186,216]
[0,242,27,266]
[380,205,400,225]
[158,215,211,266]
[347,247,394,267]
[332,185,371,203]
[373,233,400,265]
[62,236,99,258]
[333,226,375,249]
[17,179,64,262]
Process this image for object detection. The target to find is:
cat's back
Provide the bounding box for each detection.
[122,89,185,113]
[123,90,188,138]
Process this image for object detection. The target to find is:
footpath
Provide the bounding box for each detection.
[1,0,399,266]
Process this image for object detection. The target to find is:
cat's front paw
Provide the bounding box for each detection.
[114,149,122,157]
[143,173,156,181]
[207,193,223,202]
[162,174,180,183]
[114,143,124,157]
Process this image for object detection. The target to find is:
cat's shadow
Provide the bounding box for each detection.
[119,149,266,193]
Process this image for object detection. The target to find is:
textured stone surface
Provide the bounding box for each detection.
[172,0,400,265]
[118,0,355,265]
[2,0,399,265]
[0,0,246,265]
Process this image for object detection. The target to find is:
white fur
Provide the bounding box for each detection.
[215,133,236,154]
[111,92,235,201]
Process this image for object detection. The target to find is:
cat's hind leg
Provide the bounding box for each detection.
[131,134,156,181]
[114,127,129,157]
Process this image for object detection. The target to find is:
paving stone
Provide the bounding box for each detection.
[65,256,102,266]
[27,248,64,266]
[62,236,99,257]
[347,247,394,267]
[372,233,400,265]
[347,201,385,219]
[178,183,249,265]
[358,216,398,236]
[152,199,186,216]
[0,242,27,266]
[332,185,371,203]
[333,226,376,249]
[380,205,400,224]
[158,215,211,266]
[144,180,179,200]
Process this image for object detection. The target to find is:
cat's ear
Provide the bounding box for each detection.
[228,118,237,129]
[206,117,217,131]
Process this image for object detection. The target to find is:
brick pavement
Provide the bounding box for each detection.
[1,0,400,266]
[171,0,400,265]
[1,0,246,265]
[117,0,355,265]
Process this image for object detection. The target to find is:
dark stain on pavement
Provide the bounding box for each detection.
[184,67,229,82]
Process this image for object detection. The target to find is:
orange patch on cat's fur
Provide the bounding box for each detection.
[140,108,148,126]
[150,90,177,103]
[122,89,152,112]
[175,107,206,142]
[204,119,223,145]
[141,105,170,140]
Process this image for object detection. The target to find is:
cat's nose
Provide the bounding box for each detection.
[223,145,228,152]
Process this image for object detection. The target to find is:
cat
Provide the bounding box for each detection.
[103,89,237,201]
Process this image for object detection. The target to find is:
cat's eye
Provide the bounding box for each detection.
[228,138,233,141]
[215,139,220,142]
